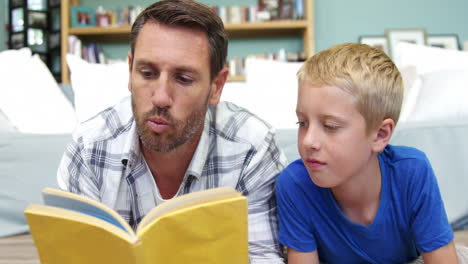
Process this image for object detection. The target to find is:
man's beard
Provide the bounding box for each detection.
[132,96,208,153]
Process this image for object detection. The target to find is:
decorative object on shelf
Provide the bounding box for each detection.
[385,28,427,59]
[213,0,304,24]
[358,35,389,55]
[427,34,460,50]
[10,33,24,49]
[70,6,96,27]
[28,11,47,28]
[7,0,62,82]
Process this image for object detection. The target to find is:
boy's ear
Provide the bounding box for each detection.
[371,118,395,153]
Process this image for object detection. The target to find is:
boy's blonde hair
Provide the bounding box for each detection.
[297,43,403,134]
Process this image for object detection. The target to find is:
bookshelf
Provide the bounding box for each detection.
[61,0,314,83]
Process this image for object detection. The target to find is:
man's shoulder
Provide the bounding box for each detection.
[73,97,134,146]
[210,101,274,145]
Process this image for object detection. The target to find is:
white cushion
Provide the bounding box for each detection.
[394,42,468,75]
[0,48,77,133]
[394,43,468,123]
[67,54,130,123]
[222,58,302,129]
[406,70,468,122]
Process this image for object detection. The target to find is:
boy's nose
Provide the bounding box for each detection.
[302,127,321,150]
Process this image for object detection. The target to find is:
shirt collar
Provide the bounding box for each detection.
[185,110,212,179]
[121,120,141,169]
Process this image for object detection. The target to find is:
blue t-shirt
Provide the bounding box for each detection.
[276,145,453,264]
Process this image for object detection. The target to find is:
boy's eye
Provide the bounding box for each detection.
[296,121,307,127]
[324,123,339,131]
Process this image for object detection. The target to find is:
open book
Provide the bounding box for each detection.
[24,187,248,264]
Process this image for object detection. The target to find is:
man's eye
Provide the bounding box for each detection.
[140,69,155,79]
[177,75,193,84]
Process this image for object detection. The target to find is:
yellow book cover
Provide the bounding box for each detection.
[24,187,248,264]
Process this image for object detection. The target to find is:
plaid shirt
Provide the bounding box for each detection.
[57,97,287,263]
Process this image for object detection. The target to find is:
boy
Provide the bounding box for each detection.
[276,43,458,263]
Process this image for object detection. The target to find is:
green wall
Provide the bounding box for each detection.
[315,0,468,52]
[1,0,6,50]
[1,0,468,57]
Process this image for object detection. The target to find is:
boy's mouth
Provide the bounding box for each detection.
[305,159,326,169]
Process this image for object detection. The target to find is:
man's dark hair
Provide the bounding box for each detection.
[130,0,228,81]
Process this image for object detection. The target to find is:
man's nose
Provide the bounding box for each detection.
[151,74,173,109]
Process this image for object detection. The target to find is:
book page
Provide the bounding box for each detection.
[137,195,249,264]
[42,188,134,235]
[137,186,239,232]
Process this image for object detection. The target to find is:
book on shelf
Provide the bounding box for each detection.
[294,0,305,19]
[212,0,305,24]
[279,0,294,20]
[68,35,107,64]
[24,187,248,264]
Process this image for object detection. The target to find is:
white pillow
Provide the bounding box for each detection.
[406,70,468,122]
[67,54,130,122]
[0,109,17,132]
[399,65,421,123]
[0,48,77,133]
[394,42,468,75]
[220,81,248,106]
[222,58,302,129]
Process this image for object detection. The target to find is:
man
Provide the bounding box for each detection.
[57,0,287,263]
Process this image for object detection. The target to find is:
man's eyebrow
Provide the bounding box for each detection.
[134,59,153,67]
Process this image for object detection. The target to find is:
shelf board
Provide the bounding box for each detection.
[69,25,131,35]
[226,20,308,30]
[69,25,131,41]
[227,75,246,82]
[67,19,309,39]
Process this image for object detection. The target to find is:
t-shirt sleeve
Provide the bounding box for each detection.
[276,165,317,252]
[408,154,453,253]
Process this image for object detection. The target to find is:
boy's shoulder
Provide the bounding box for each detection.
[380,144,433,181]
[382,144,429,164]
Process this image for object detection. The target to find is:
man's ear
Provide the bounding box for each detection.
[127,51,133,92]
[371,118,395,153]
[208,67,229,106]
